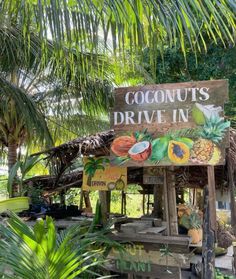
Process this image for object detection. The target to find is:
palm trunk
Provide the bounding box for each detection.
[87,175,93,186]
[8,142,17,197]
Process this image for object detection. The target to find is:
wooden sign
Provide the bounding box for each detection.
[143,167,164,184]
[106,243,190,278]
[110,80,230,167]
[82,157,127,191]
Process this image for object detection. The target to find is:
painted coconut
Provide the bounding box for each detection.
[128,141,152,162]
[107,182,116,190]
[111,136,136,157]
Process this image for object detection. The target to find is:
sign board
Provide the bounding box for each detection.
[143,167,164,184]
[82,157,127,191]
[110,80,229,167]
[107,243,189,278]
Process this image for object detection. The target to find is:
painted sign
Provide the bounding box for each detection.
[107,243,189,277]
[82,157,127,191]
[110,80,230,167]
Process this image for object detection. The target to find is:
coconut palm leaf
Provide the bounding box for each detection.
[0,211,119,279]
[0,0,235,78]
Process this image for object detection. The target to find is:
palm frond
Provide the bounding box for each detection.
[0,211,119,279]
[0,0,235,76]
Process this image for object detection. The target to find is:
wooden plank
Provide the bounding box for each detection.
[138,226,166,234]
[109,232,190,249]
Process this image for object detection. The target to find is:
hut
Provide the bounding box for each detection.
[27,128,236,278]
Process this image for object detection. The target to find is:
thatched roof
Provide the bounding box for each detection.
[34,130,114,177]
[30,128,236,193]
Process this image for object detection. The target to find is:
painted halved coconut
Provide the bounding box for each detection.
[107,182,116,190]
[128,141,152,162]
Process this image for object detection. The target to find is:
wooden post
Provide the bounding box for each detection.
[202,166,216,279]
[121,190,124,215]
[167,167,178,235]
[233,242,236,275]
[142,192,145,215]
[84,191,91,209]
[153,184,159,218]
[232,242,236,275]
[228,163,236,235]
[79,189,84,210]
[163,168,170,236]
[99,191,108,225]
[60,190,65,205]
[157,185,163,219]
[106,190,111,214]
[124,192,126,215]
[147,193,150,215]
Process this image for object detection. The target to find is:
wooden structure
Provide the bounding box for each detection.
[30,128,236,278]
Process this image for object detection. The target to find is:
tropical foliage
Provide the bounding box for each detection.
[7,155,42,197]
[0,1,235,79]
[143,42,236,126]
[0,210,118,279]
[0,25,112,186]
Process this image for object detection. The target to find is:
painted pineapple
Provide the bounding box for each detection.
[191,116,230,164]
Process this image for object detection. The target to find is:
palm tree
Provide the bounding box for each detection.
[0,1,235,80]
[0,25,112,195]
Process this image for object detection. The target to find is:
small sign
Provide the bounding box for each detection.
[143,167,164,184]
[110,80,230,167]
[82,157,127,191]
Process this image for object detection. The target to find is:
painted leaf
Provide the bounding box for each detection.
[149,137,169,161]
[175,137,194,148]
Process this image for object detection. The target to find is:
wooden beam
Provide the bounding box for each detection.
[207,166,217,232]
[157,185,163,219]
[163,168,170,236]
[79,189,83,210]
[167,167,178,235]
[202,166,216,279]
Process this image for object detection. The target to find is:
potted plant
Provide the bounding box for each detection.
[179,210,202,244]
[0,155,42,214]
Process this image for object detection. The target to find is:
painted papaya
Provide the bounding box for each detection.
[168,140,190,164]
